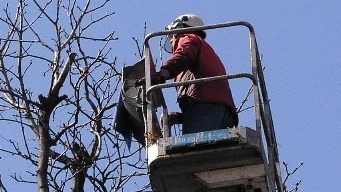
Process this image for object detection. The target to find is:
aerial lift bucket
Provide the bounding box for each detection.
[141,21,283,192]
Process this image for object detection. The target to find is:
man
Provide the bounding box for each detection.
[140,14,238,134]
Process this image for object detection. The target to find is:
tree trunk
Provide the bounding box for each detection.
[71,143,91,192]
[73,169,87,192]
[37,122,50,192]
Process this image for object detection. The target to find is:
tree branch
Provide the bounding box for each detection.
[50,53,76,97]
[283,161,303,192]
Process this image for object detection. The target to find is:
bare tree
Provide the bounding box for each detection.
[0,0,148,191]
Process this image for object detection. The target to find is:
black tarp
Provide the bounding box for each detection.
[113,58,163,148]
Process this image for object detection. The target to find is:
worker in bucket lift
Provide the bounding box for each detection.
[137,14,238,134]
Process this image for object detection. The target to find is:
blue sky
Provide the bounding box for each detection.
[111,1,341,191]
[0,0,340,191]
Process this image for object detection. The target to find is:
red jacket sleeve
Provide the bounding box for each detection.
[161,34,202,78]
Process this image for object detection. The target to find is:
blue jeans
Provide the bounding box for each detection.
[182,103,235,134]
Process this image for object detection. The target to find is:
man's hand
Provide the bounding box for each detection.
[135,71,166,87]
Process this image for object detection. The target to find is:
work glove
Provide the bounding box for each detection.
[161,112,183,127]
[135,71,166,87]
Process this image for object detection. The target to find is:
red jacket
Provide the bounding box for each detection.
[161,34,237,113]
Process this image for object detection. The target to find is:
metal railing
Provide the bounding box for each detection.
[142,21,283,192]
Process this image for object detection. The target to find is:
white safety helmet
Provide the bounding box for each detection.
[166,14,204,30]
[164,14,205,53]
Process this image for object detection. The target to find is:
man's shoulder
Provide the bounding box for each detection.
[177,34,204,48]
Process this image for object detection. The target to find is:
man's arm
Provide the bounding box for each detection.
[161,34,201,78]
